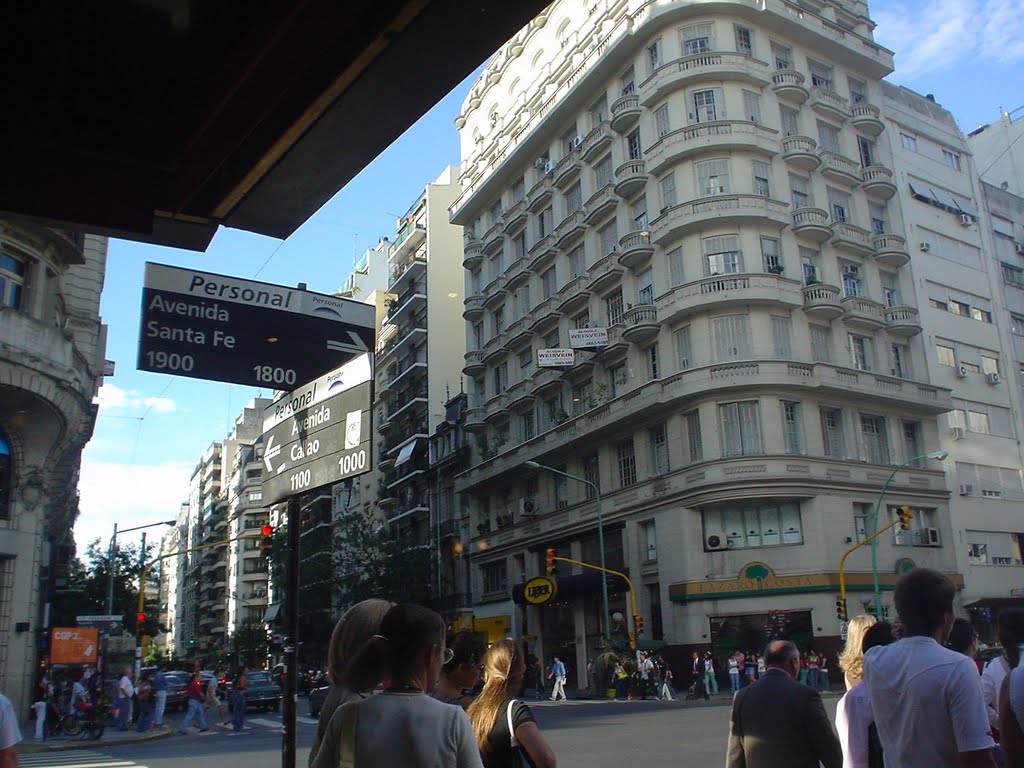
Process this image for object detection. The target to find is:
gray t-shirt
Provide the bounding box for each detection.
[311,691,484,768]
[0,694,22,751]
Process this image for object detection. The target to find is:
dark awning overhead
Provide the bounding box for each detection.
[0,0,550,251]
[512,571,630,606]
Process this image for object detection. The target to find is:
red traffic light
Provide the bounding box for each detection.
[136,612,146,625]
[260,524,273,537]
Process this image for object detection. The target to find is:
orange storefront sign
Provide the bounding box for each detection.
[51,627,99,664]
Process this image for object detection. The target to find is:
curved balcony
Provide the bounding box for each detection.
[658,273,803,324]
[528,296,561,333]
[556,275,591,313]
[464,406,487,433]
[771,69,809,104]
[851,104,884,137]
[885,306,922,337]
[841,296,886,330]
[531,366,564,397]
[622,304,659,343]
[613,159,648,198]
[610,94,641,133]
[482,281,509,308]
[819,152,861,187]
[502,200,528,234]
[618,231,654,269]
[552,150,582,190]
[506,379,537,411]
[651,195,790,245]
[553,211,587,249]
[505,319,534,351]
[463,350,486,376]
[463,293,485,320]
[581,122,614,162]
[527,234,557,271]
[638,53,771,107]
[646,121,779,176]
[873,234,910,268]
[527,176,554,213]
[831,222,875,256]
[584,185,618,224]
[481,221,504,255]
[791,208,832,242]
[586,254,624,293]
[861,165,897,199]
[483,393,511,423]
[801,283,843,319]
[809,87,851,122]
[463,239,484,271]
[781,136,820,171]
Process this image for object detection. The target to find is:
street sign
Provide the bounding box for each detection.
[261,364,374,505]
[76,615,123,635]
[137,262,376,388]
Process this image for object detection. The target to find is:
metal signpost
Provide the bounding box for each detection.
[137,262,375,388]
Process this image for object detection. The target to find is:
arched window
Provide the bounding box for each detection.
[0,431,10,519]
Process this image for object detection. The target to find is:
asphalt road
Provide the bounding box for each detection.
[18,694,842,768]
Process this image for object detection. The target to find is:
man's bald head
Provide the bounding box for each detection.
[763,640,800,678]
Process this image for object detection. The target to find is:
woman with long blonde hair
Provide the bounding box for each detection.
[467,639,556,768]
[838,613,878,690]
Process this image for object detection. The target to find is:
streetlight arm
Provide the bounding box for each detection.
[115,520,176,537]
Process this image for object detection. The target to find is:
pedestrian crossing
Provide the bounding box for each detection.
[18,751,147,768]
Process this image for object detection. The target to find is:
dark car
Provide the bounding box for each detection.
[309,684,330,718]
[231,671,282,712]
[163,674,188,711]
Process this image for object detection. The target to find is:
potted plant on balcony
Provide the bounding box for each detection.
[767,264,784,275]
[804,274,821,286]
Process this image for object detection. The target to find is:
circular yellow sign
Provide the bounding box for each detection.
[523,576,558,605]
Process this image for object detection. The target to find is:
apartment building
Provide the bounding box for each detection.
[0,223,107,715]
[969,107,1024,199]
[449,0,960,683]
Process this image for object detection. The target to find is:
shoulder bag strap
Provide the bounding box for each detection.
[339,701,359,768]
[506,699,518,748]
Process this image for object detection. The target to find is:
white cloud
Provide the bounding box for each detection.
[874,0,1024,80]
[75,461,192,550]
[95,383,176,415]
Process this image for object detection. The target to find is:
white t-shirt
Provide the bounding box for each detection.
[863,636,993,767]
[118,675,134,699]
[0,693,21,751]
[835,682,874,768]
[981,656,1009,731]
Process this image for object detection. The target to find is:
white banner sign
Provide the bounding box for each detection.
[537,348,575,367]
[569,327,609,348]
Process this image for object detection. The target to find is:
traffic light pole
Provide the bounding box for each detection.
[837,512,910,616]
[550,555,640,649]
[282,496,299,768]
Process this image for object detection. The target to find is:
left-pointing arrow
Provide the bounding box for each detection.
[264,434,283,473]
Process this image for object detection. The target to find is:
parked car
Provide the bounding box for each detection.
[231,671,282,712]
[164,674,188,711]
[309,684,330,718]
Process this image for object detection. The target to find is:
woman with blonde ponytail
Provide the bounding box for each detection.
[467,639,556,768]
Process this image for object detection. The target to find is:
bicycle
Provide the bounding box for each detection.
[72,697,111,740]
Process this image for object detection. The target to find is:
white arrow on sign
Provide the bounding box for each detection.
[264,435,284,474]
[325,330,369,357]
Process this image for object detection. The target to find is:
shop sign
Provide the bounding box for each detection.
[537,348,574,367]
[51,627,98,664]
[523,576,558,605]
[568,327,608,348]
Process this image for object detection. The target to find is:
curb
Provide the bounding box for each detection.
[18,726,174,753]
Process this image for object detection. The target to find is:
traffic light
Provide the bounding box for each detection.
[836,597,848,622]
[136,612,146,630]
[634,615,645,636]
[260,524,274,556]
[188,638,196,647]
[545,548,556,576]
[898,506,914,530]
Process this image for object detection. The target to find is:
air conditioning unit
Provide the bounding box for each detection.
[925,527,941,546]
[919,242,931,252]
[842,265,860,276]
[706,535,728,551]
[1016,241,1024,255]
[519,498,538,517]
[959,483,974,496]
[987,371,1001,385]
[571,135,583,149]
[956,365,969,378]
[893,526,911,546]
[544,160,555,174]
[534,157,549,170]
[912,528,929,546]
[959,214,973,226]
[950,426,965,440]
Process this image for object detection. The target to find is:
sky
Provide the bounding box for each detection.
[73,1,1024,550]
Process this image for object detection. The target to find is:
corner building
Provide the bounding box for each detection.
[450,0,960,684]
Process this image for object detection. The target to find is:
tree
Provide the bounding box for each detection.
[232,617,269,667]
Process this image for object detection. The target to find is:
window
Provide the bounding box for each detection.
[599,221,618,256]
[674,326,692,369]
[647,39,662,74]
[572,380,594,411]
[583,453,600,497]
[573,309,591,329]
[704,234,741,275]
[521,410,535,442]
[972,307,993,323]
[936,345,956,367]
[568,245,585,277]
[809,60,834,91]
[512,177,526,203]
[782,401,802,454]
[627,129,643,160]
[881,275,900,308]
[561,126,579,156]
[620,67,635,96]
[848,77,867,105]
[0,431,10,519]
[713,314,752,360]
[590,96,608,128]
[682,23,713,54]
[982,356,1000,376]
[821,408,846,458]
[841,265,861,297]
[542,267,557,298]
[543,329,559,349]
[719,401,763,457]
[810,325,832,362]
[493,305,505,334]
[537,206,553,238]
[609,363,628,397]
[685,410,703,462]
[752,159,771,196]
[490,199,503,224]
[770,41,792,70]
[860,414,890,464]
[858,136,875,167]
[649,425,669,475]
[692,88,723,122]
[472,321,484,350]
[829,188,851,223]
[900,133,918,152]
[743,90,762,124]
[617,439,637,487]
[790,174,811,209]
[1004,263,1024,287]
[669,247,685,286]
[648,343,660,379]
[734,25,753,56]
[655,103,671,137]
[493,361,508,395]
[891,343,910,379]
[902,421,922,465]
[642,521,658,561]
[950,299,971,317]
[853,503,872,544]
[779,105,799,138]
[703,502,803,549]
[637,270,654,305]
[968,411,990,434]
[512,231,527,260]
[697,159,730,195]
[606,289,625,325]
[565,183,583,214]
[482,561,508,594]
[0,251,26,310]
[870,203,887,235]
[942,149,962,171]
[519,348,534,378]
[660,172,677,209]
[595,155,614,188]
[632,198,649,230]
[772,316,791,358]
[849,334,873,371]
[817,120,841,154]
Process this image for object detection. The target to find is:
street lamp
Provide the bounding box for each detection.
[105,519,175,615]
[524,460,609,639]
[869,450,948,614]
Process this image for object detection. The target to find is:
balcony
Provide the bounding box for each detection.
[651,195,790,245]
[506,378,537,410]
[463,293,485,320]
[638,53,771,107]
[613,159,648,198]
[531,366,564,397]
[647,121,779,176]
[658,273,803,324]
[873,234,911,268]
[481,221,504,256]
[771,69,809,104]
[781,136,820,171]
[841,296,886,330]
[386,286,426,325]
[528,295,562,333]
[464,405,487,433]
[791,208,831,242]
[553,210,586,249]
[389,252,426,293]
[830,222,875,255]
[809,87,851,122]
[527,234,557,271]
[581,122,613,162]
[584,185,618,224]
[861,165,897,199]
[819,152,861,186]
[505,318,534,350]
[390,222,426,263]
[483,393,511,422]
[851,103,884,136]
[552,149,582,190]
[482,281,509,309]
[801,283,843,319]
[622,304,659,343]
[557,275,592,313]
[502,200,528,234]
[463,350,486,377]
[618,231,654,270]
[609,94,641,133]
[586,254,623,293]
[885,306,922,337]
[380,324,427,363]
[385,391,428,424]
[526,174,554,212]
[386,357,427,390]
[462,239,483,270]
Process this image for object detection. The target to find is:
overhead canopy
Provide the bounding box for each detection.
[0,0,549,251]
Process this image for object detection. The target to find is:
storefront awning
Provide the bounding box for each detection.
[512,571,630,606]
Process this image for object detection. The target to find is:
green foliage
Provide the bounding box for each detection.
[232,617,269,667]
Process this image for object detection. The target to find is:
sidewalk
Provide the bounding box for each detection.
[17,725,173,753]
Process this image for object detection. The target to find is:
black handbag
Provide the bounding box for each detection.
[506,699,535,768]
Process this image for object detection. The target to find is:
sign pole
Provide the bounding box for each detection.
[282,495,300,768]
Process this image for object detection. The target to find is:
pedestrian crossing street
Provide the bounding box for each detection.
[18,751,147,768]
